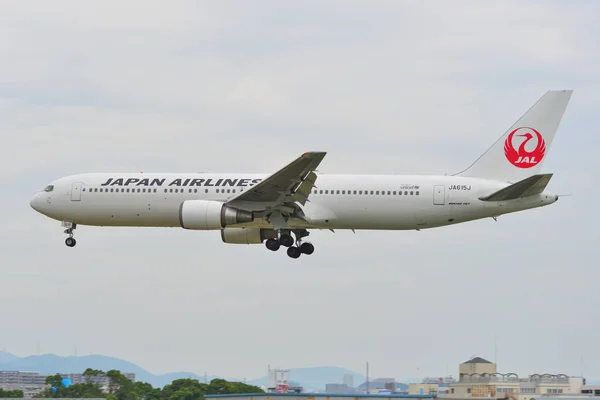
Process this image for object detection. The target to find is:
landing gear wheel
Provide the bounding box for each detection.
[279,234,294,247]
[287,246,301,259]
[62,222,77,247]
[265,238,280,251]
[300,242,314,255]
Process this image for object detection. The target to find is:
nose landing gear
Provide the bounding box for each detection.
[62,221,77,247]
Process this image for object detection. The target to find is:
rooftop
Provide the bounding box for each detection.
[462,357,492,364]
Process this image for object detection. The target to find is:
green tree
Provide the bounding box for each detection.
[207,379,231,395]
[0,389,24,398]
[32,368,262,400]
[227,382,263,395]
[45,374,66,398]
[83,368,104,384]
[63,382,106,398]
[206,379,263,395]
[106,370,136,400]
[134,381,161,400]
[161,379,207,400]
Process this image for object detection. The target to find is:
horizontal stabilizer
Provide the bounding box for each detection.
[479,173,553,201]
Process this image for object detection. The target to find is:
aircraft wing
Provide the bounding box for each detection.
[227,151,326,206]
[479,173,553,201]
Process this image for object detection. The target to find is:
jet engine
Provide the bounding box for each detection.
[179,200,254,230]
[221,228,277,244]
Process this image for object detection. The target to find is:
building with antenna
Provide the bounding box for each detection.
[408,356,588,400]
[458,357,497,379]
[268,368,289,393]
[266,367,302,394]
[451,356,585,399]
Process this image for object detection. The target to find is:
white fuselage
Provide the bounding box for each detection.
[30,172,558,231]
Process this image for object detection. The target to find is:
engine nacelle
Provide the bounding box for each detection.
[179,200,254,230]
[220,228,277,244]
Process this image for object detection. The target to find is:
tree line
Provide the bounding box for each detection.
[0,389,25,398]
[33,368,263,400]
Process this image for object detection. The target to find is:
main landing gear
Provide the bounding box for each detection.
[63,221,77,247]
[264,229,314,259]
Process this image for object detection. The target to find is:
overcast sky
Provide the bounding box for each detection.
[2,0,600,384]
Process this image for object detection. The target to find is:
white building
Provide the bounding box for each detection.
[344,374,355,388]
[408,357,589,400]
[442,357,586,400]
[267,368,290,393]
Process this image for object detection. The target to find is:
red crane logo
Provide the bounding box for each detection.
[504,127,546,168]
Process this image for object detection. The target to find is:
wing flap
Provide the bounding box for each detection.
[291,171,318,205]
[479,173,553,201]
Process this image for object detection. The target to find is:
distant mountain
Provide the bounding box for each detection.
[247,366,368,391]
[0,354,405,392]
[0,354,219,388]
[0,351,20,364]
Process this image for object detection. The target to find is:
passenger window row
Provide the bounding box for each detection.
[163,188,237,194]
[312,189,420,196]
[85,187,419,196]
[85,188,159,193]
[84,187,239,194]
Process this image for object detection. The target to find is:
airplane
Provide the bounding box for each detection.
[30,90,572,259]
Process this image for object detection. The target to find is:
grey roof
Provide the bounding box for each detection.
[463,357,492,364]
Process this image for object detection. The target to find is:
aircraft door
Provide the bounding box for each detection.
[433,185,445,205]
[71,182,82,201]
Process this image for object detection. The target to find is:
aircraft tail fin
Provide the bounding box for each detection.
[479,173,553,201]
[455,90,573,183]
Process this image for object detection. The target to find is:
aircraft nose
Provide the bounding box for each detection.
[30,194,44,212]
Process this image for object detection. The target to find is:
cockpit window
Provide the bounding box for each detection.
[43,185,54,192]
